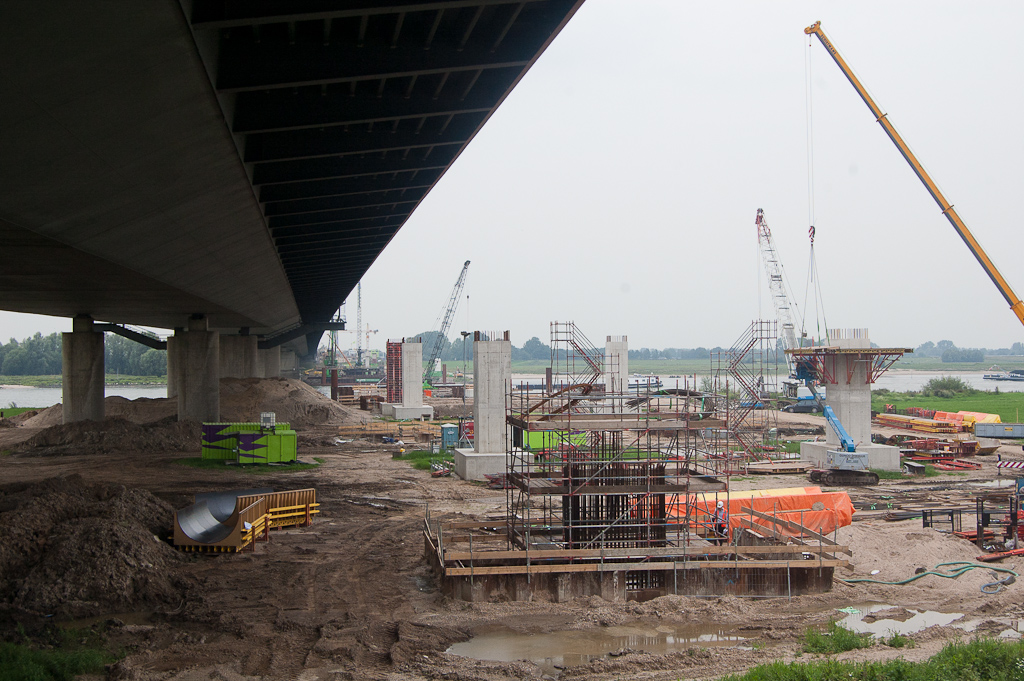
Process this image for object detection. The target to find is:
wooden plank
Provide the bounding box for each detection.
[442,543,848,562]
[444,558,848,577]
[739,506,848,554]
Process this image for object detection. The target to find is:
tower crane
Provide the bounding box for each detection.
[355,282,364,367]
[805,21,1024,328]
[424,260,470,386]
[755,208,804,395]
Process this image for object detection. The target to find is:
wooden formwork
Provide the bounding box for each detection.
[424,516,849,602]
[337,421,441,439]
[237,488,319,529]
[174,489,318,553]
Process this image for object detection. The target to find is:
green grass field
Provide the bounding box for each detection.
[871,391,1024,424]
[0,406,36,418]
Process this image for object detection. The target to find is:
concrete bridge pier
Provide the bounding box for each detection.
[259,347,281,378]
[219,334,259,379]
[62,315,105,424]
[176,316,220,422]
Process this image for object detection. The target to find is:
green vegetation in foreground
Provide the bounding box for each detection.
[0,374,167,388]
[0,627,115,681]
[802,619,873,654]
[719,637,1024,681]
[0,406,36,417]
[173,457,322,474]
[395,449,453,471]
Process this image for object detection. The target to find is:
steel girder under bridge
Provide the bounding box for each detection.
[0,0,583,355]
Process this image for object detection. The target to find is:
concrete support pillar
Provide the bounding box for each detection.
[259,347,281,378]
[280,348,297,374]
[604,335,628,395]
[825,331,872,447]
[473,331,511,454]
[166,331,183,399]
[176,317,220,423]
[400,340,423,408]
[62,315,104,423]
[219,335,259,379]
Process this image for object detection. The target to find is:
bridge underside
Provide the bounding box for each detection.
[0,0,582,354]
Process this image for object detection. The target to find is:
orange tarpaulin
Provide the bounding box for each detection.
[667,490,855,540]
[958,411,1001,425]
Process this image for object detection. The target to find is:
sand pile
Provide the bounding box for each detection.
[835,518,1024,611]
[0,474,191,619]
[19,377,358,432]
[219,377,358,428]
[18,417,201,455]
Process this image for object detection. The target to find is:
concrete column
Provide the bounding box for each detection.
[219,335,259,378]
[62,315,104,423]
[176,317,220,422]
[259,347,281,378]
[401,340,423,408]
[166,332,182,399]
[825,330,872,447]
[604,335,628,394]
[473,332,511,454]
[280,348,297,373]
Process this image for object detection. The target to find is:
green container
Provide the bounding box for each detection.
[202,422,292,460]
[234,430,297,464]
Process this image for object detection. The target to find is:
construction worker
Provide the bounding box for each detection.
[714,500,728,542]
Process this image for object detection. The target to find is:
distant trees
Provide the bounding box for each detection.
[0,332,166,376]
[941,347,985,363]
[0,333,62,375]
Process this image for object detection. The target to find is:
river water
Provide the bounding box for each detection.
[2,371,1020,411]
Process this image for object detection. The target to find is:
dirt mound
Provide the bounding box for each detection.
[18,417,200,455]
[0,475,190,619]
[19,377,358,431]
[219,377,359,429]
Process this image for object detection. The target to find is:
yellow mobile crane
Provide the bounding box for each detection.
[804,21,1024,327]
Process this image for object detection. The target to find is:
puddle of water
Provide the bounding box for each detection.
[838,604,963,637]
[447,622,745,674]
[970,480,1017,489]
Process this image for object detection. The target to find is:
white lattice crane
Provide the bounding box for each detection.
[424,260,470,386]
[755,209,803,384]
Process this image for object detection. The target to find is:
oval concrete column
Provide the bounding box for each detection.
[177,317,220,422]
[62,315,105,423]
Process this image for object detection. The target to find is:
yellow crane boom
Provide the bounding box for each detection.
[804,21,1024,327]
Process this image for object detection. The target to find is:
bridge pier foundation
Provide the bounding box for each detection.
[62,315,105,423]
[220,335,259,379]
[176,317,220,422]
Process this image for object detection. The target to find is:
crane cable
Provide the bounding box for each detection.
[802,33,830,345]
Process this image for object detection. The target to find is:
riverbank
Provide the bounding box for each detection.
[0,375,167,388]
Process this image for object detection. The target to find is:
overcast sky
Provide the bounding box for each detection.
[3,1,1023,354]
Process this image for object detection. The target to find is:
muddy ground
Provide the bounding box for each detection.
[1,391,1024,680]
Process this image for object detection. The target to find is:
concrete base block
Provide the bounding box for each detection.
[381,403,434,420]
[801,442,901,471]
[454,448,534,480]
[454,449,505,480]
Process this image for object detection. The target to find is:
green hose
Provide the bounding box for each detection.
[843,561,1018,594]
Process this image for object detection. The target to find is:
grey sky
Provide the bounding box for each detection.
[3,1,1023,354]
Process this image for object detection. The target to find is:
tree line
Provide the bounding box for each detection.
[0,333,167,376]
[915,340,1023,363]
[401,332,1024,366]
